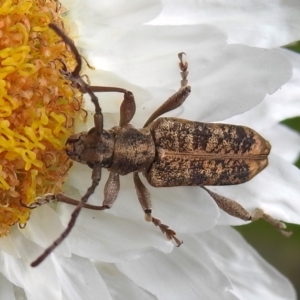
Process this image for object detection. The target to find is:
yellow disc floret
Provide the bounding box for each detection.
[0,0,84,235]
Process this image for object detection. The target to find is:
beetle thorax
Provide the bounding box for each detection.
[110,125,156,175]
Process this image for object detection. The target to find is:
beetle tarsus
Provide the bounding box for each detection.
[152,217,182,247]
[252,208,292,237]
[20,193,57,209]
[178,52,189,87]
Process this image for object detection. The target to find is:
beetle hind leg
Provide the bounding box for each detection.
[251,208,292,237]
[202,187,292,237]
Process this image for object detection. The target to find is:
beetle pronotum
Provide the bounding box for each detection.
[28,24,290,267]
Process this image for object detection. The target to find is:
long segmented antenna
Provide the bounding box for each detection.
[31,24,103,267]
[31,174,102,267]
[48,23,102,117]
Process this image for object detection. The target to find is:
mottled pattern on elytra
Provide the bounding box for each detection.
[146,118,270,187]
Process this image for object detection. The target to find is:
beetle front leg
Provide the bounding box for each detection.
[202,187,292,237]
[119,91,136,126]
[29,171,120,210]
[133,173,183,246]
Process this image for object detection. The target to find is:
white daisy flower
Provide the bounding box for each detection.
[1,0,300,299]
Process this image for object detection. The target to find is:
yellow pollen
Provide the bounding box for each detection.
[0,0,84,236]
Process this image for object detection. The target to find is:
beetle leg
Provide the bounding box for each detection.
[133,173,182,246]
[178,52,189,88]
[202,187,292,237]
[202,187,251,221]
[251,208,292,237]
[152,217,183,247]
[143,53,191,128]
[143,86,191,128]
[133,172,152,220]
[31,164,102,267]
[103,171,120,207]
[119,91,136,126]
[28,171,120,210]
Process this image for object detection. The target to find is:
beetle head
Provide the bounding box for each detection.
[65,131,86,162]
[65,128,115,168]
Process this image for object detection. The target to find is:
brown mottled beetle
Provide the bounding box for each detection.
[30,24,290,267]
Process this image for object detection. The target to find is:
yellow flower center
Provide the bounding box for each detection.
[0,0,84,236]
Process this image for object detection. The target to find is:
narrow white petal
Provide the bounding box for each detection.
[95,262,157,300]
[70,0,162,29]
[262,124,300,163]
[117,243,238,300]
[13,286,26,300]
[52,254,112,300]
[226,49,300,131]
[0,235,61,300]
[0,273,16,300]
[181,45,292,122]
[200,226,297,300]
[0,233,20,258]
[150,0,300,47]
[20,205,71,258]
[83,24,227,88]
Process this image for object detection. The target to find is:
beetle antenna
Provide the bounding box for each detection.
[31,176,101,267]
[48,23,102,118]
[48,23,82,77]
[31,25,104,267]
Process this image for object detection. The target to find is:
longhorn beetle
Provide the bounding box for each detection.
[29,23,290,267]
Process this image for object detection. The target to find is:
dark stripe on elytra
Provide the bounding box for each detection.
[153,119,256,155]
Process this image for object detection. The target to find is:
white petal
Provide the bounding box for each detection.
[211,153,300,225]
[52,254,112,300]
[262,124,300,163]
[70,0,162,29]
[13,286,26,300]
[83,32,291,124]
[226,49,300,131]
[83,24,227,88]
[0,231,61,300]
[117,242,238,300]
[20,205,71,258]
[0,233,20,258]
[95,262,156,300]
[201,226,296,300]
[181,45,292,122]
[0,273,15,300]
[150,0,300,47]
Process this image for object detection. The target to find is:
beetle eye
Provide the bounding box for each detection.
[66,137,80,144]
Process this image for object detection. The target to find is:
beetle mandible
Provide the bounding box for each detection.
[29,24,290,267]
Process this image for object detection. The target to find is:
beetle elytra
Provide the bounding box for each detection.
[28,24,290,267]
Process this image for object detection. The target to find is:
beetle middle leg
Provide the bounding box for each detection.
[133,172,183,246]
[202,187,292,237]
[143,52,191,128]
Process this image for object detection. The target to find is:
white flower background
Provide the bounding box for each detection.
[0,0,300,299]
